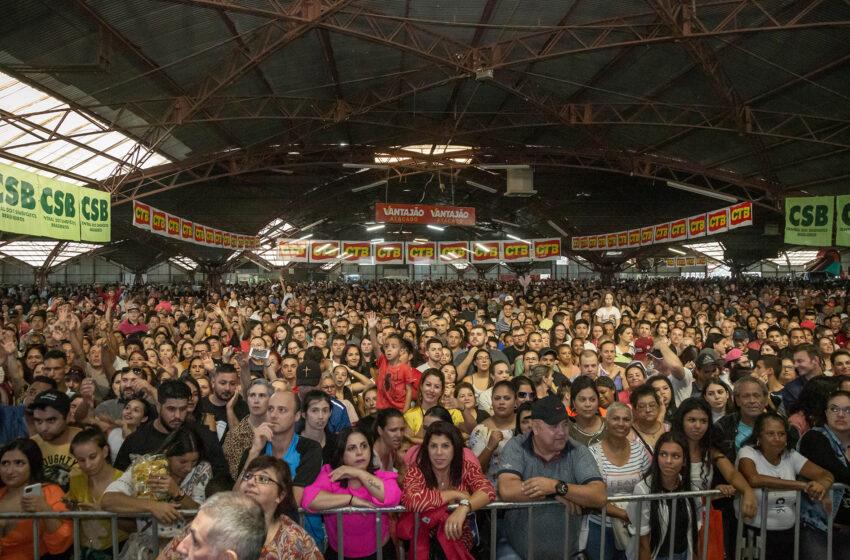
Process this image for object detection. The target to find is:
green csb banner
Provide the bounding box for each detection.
[0,162,110,242]
[837,195,850,247]
[784,196,834,246]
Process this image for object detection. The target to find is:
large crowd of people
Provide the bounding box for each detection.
[0,277,848,560]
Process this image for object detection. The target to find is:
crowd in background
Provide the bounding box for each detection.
[0,277,848,560]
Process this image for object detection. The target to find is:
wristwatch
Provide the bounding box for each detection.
[458,498,472,510]
[555,481,569,497]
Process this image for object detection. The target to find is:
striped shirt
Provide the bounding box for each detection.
[588,438,651,525]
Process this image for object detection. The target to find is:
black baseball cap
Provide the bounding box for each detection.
[29,389,71,416]
[296,360,322,387]
[539,348,557,359]
[529,395,567,425]
[695,349,721,370]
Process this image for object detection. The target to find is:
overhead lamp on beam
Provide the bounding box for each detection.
[351,180,388,193]
[365,224,385,231]
[427,225,445,232]
[370,238,384,244]
[547,220,569,237]
[297,233,314,240]
[669,247,687,256]
[299,218,326,232]
[506,233,531,245]
[667,181,738,203]
[466,180,498,193]
[478,164,530,170]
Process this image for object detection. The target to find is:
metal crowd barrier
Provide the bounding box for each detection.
[0,486,843,560]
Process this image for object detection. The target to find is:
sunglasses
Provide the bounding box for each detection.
[517,391,535,399]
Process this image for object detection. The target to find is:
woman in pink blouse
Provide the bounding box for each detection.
[302,427,401,559]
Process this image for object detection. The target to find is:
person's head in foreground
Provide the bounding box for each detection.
[176,491,266,560]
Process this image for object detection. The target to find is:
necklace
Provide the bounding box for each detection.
[636,422,662,436]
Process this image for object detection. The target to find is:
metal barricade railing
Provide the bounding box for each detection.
[732,484,846,560]
[0,485,843,560]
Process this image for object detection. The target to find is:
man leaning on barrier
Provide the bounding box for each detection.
[174,491,266,560]
[496,395,607,559]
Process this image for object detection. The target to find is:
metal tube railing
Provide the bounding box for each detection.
[1,486,843,560]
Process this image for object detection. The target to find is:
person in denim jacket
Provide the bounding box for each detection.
[798,389,850,560]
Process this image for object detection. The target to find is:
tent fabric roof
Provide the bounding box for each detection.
[0,0,848,271]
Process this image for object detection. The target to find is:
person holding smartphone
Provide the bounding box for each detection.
[0,438,72,560]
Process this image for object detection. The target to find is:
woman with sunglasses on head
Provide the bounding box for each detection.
[736,411,834,559]
[160,455,323,560]
[399,421,496,560]
[796,389,850,560]
[0,438,73,560]
[303,427,401,560]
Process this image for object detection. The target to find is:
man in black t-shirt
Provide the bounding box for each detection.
[114,380,229,481]
[503,326,528,365]
[196,364,248,441]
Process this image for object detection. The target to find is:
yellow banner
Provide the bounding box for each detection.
[0,163,111,242]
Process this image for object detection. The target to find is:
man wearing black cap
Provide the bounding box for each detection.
[669,347,721,407]
[496,395,606,558]
[29,389,81,491]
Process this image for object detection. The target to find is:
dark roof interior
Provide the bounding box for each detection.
[1,0,848,271]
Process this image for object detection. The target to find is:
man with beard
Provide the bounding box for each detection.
[113,380,228,478]
[29,389,80,491]
[197,364,248,441]
[94,367,154,424]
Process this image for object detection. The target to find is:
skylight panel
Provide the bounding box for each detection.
[0,70,171,184]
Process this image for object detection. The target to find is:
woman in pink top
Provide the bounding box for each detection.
[302,427,401,559]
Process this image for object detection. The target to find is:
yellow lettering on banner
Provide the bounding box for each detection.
[731,206,751,222]
[535,242,559,257]
[410,247,434,258]
[344,246,369,257]
[709,214,727,228]
[505,245,529,257]
[377,247,402,259]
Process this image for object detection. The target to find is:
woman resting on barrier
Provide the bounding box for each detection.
[798,389,850,560]
[584,402,651,560]
[159,455,323,560]
[67,427,128,559]
[735,411,834,559]
[671,398,757,560]
[101,425,211,552]
[302,426,401,559]
[0,438,73,560]
[628,431,700,560]
[399,421,495,560]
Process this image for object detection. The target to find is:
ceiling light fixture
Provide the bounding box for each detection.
[427,225,445,232]
[370,238,384,244]
[478,164,530,170]
[298,233,314,240]
[466,180,498,193]
[413,238,428,243]
[669,247,687,256]
[667,181,738,203]
[547,220,569,237]
[365,224,385,231]
[506,233,531,244]
[299,219,326,232]
[351,180,388,193]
